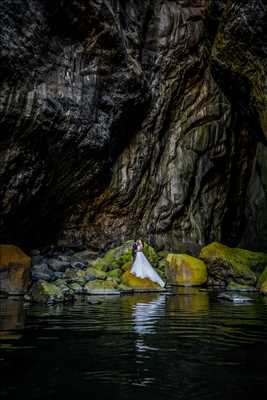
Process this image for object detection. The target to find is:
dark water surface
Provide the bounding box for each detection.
[1,289,267,400]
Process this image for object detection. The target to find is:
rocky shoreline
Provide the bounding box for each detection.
[1,241,267,305]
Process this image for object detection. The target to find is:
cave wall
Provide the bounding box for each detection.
[0,0,266,251]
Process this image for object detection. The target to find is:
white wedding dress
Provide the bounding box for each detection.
[130,250,165,287]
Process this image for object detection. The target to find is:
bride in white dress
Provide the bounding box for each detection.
[130,240,165,287]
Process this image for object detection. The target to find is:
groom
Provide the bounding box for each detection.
[132,240,138,262]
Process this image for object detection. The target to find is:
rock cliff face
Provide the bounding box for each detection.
[0,1,266,251]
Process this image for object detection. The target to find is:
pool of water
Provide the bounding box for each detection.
[1,288,267,400]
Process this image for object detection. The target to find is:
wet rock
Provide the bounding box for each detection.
[53,279,72,295]
[0,245,31,295]
[84,274,97,283]
[218,292,253,303]
[47,259,70,272]
[30,281,66,304]
[31,263,53,282]
[71,261,87,270]
[84,280,120,295]
[31,271,52,282]
[166,254,207,286]
[68,282,83,295]
[31,255,44,266]
[199,242,267,285]
[64,268,86,285]
[53,271,65,280]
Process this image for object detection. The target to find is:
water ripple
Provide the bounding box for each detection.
[1,291,267,399]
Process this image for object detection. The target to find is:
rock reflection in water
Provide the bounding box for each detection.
[0,298,25,342]
[170,288,209,314]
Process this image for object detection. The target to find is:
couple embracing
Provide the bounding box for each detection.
[130,239,165,288]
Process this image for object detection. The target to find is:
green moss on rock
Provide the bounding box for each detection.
[199,242,267,285]
[260,281,267,296]
[121,261,132,272]
[257,266,267,288]
[68,282,83,294]
[166,254,207,286]
[30,281,65,303]
[84,267,107,280]
[108,268,122,280]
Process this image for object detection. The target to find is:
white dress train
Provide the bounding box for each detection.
[130,251,165,287]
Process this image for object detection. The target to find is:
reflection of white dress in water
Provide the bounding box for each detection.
[131,246,165,287]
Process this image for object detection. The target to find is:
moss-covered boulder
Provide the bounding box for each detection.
[121,261,132,272]
[93,241,159,272]
[30,281,66,303]
[257,266,267,288]
[199,242,267,285]
[166,254,207,286]
[0,245,31,295]
[107,268,122,280]
[121,271,163,291]
[84,279,120,295]
[53,279,73,295]
[158,257,168,272]
[260,281,267,296]
[84,267,107,280]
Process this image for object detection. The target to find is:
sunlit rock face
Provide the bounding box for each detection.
[0,1,266,251]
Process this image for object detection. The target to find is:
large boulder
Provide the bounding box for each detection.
[199,242,267,286]
[31,263,54,282]
[258,266,267,296]
[0,245,31,295]
[121,271,163,291]
[257,266,267,289]
[166,254,207,286]
[260,281,267,296]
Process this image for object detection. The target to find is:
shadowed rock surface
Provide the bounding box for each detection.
[0,1,266,251]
